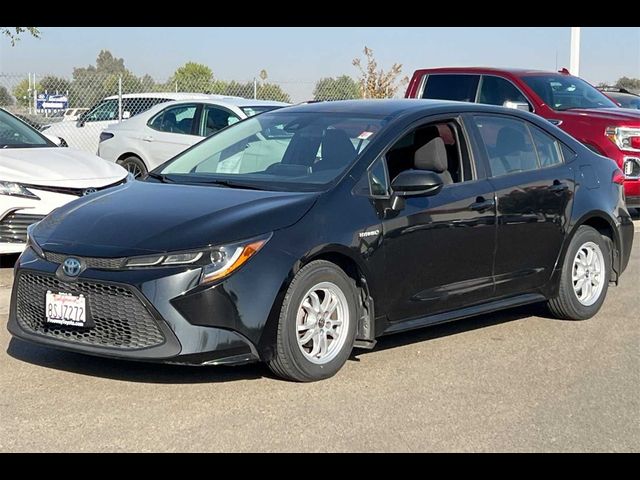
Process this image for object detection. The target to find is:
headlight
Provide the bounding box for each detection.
[605,126,640,152]
[0,181,40,199]
[26,222,44,258]
[123,233,271,283]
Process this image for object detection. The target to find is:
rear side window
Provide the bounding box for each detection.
[478,76,530,109]
[422,75,480,103]
[529,125,563,168]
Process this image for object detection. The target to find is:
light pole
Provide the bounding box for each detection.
[570,27,581,76]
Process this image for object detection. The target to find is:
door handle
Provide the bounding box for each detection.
[142,135,154,142]
[469,197,496,212]
[549,180,568,192]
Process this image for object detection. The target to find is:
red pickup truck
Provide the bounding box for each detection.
[405,67,640,207]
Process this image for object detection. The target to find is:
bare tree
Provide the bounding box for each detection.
[352,46,408,99]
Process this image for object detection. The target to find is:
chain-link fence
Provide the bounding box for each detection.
[0,73,386,153]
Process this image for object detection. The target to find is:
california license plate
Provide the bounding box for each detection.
[45,291,91,327]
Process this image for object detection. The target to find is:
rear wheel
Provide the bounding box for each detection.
[117,155,147,178]
[547,226,611,320]
[268,260,358,382]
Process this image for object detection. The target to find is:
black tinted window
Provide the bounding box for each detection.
[474,115,539,177]
[422,75,480,102]
[368,157,389,196]
[149,105,198,134]
[478,76,530,109]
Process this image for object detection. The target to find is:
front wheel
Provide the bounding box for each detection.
[117,155,147,178]
[547,226,611,320]
[268,260,358,382]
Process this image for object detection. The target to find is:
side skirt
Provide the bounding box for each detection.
[382,293,546,335]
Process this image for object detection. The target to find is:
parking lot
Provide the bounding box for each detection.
[0,217,637,452]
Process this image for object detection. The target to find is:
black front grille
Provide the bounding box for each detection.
[15,272,165,350]
[24,177,127,197]
[44,252,125,270]
[0,213,46,244]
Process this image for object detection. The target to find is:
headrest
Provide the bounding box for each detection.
[414,137,448,173]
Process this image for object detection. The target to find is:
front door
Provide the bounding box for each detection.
[470,113,576,297]
[144,103,201,169]
[380,117,497,322]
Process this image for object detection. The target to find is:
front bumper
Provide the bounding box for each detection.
[7,248,264,365]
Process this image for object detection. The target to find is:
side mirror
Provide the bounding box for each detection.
[503,100,531,112]
[391,169,443,198]
[122,111,131,120]
[43,133,62,146]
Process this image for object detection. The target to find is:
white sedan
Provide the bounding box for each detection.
[0,108,128,255]
[97,98,289,177]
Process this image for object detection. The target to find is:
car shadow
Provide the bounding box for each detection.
[6,338,269,384]
[351,302,552,358]
[7,303,555,383]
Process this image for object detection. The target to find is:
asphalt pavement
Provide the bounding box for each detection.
[0,215,638,452]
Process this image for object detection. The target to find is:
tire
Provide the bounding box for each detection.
[268,260,358,382]
[547,226,611,320]
[117,155,147,178]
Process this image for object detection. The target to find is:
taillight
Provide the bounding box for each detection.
[612,169,625,185]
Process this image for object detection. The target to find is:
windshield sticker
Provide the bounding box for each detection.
[357,131,374,140]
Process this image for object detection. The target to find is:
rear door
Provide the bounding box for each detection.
[144,103,202,168]
[469,113,576,297]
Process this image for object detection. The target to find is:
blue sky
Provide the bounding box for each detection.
[1,27,638,101]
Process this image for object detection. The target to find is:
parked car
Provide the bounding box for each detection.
[598,86,640,110]
[98,98,289,177]
[405,67,640,208]
[41,92,226,153]
[0,108,129,255]
[9,100,634,381]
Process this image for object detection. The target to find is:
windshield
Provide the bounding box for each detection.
[240,106,283,117]
[522,75,618,111]
[159,111,387,191]
[0,109,54,148]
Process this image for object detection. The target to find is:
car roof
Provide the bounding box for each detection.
[103,92,243,101]
[414,66,570,77]
[158,98,290,108]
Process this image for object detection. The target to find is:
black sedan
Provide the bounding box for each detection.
[8,100,635,382]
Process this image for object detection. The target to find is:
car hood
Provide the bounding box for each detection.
[34,180,320,257]
[0,147,127,187]
[559,107,640,124]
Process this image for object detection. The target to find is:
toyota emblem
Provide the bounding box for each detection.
[62,258,82,277]
[83,188,98,196]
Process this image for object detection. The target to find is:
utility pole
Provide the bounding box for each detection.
[570,27,581,76]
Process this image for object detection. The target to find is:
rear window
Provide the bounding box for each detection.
[422,74,480,103]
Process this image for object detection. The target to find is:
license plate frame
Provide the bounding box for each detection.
[45,290,94,328]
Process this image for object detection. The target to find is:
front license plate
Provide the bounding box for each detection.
[45,291,92,327]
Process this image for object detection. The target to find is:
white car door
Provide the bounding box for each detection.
[68,98,120,152]
[143,104,201,169]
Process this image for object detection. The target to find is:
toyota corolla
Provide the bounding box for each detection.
[7,100,634,381]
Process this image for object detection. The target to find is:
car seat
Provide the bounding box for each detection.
[413,137,453,184]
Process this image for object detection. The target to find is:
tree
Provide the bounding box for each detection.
[615,76,640,93]
[12,78,40,107]
[170,62,213,92]
[352,46,407,99]
[256,83,291,103]
[39,75,71,95]
[313,75,361,101]
[0,86,14,106]
[1,27,40,46]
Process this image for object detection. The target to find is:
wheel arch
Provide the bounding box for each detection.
[117,152,148,169]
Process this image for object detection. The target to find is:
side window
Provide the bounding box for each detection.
[384,119,471,186]
[473,115,539,177]
[148,105,197,134]
[422,75,480,103]
[201,106,240,137]
[478,76,531,109]
[368,157,389,197]
[84,99,118,122]
[529,125,563,168]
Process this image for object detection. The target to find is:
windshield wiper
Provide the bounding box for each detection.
[191,179,267,191]
[145,172,175,183]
